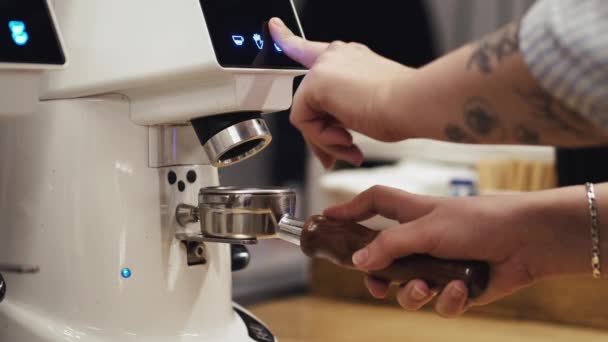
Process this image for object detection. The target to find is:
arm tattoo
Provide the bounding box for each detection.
[445,124,479,143]
[444,97,506,143]
[464,98,505,141]
[515,87,595,138]
[513,124,541,145]
[445,89,607,145]
[467,21,521,74]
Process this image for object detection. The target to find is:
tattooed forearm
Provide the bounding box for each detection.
[444,89,608,145]
[467,21,521,74]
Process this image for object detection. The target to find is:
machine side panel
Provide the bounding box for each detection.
[41,0,220,99]
[0,97,253,340]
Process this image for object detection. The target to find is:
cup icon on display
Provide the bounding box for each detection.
[232,35,245,47]
[8,20,29,46]
[253,33,264,50]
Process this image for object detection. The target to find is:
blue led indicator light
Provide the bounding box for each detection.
[121,268,132,279]
[8,20,29,46]
[274,43,283,53]
[253,33,264,50]
[232,35,245,46]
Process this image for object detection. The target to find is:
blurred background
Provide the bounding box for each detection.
[227,0,608,333]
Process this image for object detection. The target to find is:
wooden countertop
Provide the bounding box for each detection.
[248,296,608,342]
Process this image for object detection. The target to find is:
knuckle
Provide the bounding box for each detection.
[328,40,346,50]
[307,64,329,87]
[289,96,304,126]
[288,112,298,127]
[313,82,331,109]
[375,230,393,250]
[313,52,332,66]
[307,63,324,78]
[367,185,388,201]
[369,184,388,193]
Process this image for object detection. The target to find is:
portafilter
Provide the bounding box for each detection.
[177,187,490,299]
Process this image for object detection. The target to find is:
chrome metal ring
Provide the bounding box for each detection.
[202,119,272,168]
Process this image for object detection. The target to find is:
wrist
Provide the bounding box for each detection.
[518,186,593,279]
[375,67,421,141]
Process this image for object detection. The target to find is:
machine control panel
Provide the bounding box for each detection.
[0,0,65,66]
[200,0,305,69]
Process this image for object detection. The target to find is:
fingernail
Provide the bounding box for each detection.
[271,17,285,28]
[352,249,368,266]
[436,284,467,317]
[410,285,428,301]
[449,284,466,299]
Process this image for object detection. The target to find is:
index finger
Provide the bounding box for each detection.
[323,185,440,223]
[269,17,328,68]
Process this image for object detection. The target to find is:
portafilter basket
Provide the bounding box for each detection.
[196,187,297,241]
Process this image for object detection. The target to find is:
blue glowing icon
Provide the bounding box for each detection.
[253,33,264,50]
[8,20,29,46]
[232,35,245,46]
[121,268,132,279]
[274,43,283,53]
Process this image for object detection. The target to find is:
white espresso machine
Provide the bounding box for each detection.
[0,0,306,341]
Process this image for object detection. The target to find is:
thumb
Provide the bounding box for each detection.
[352,222,433,271]
[269,17,328,68]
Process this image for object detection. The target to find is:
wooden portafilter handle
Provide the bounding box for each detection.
[299,215,490,299]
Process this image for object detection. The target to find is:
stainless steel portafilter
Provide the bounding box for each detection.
[175,187,490,299]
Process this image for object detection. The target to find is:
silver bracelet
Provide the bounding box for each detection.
[586,183,601,279]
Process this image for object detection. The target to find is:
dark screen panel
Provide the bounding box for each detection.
[200,0,305,69]
[0,0,65,65]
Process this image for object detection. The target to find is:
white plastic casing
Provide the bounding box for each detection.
[42,0,306,125]
[0,0,67,116]
[0,96,260,341]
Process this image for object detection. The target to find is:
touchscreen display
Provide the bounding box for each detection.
[200,0,305,69]
[0,0,65,65]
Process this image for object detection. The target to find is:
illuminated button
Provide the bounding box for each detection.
[8,20,29,46]
[274,43,283,53]
[232,35,245,46]
[8,21,25,34]
[253,33,264,50]
[13,32,29,46]
[121,268,132,279]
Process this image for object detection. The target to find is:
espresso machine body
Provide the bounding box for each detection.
[0,1,304,341]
